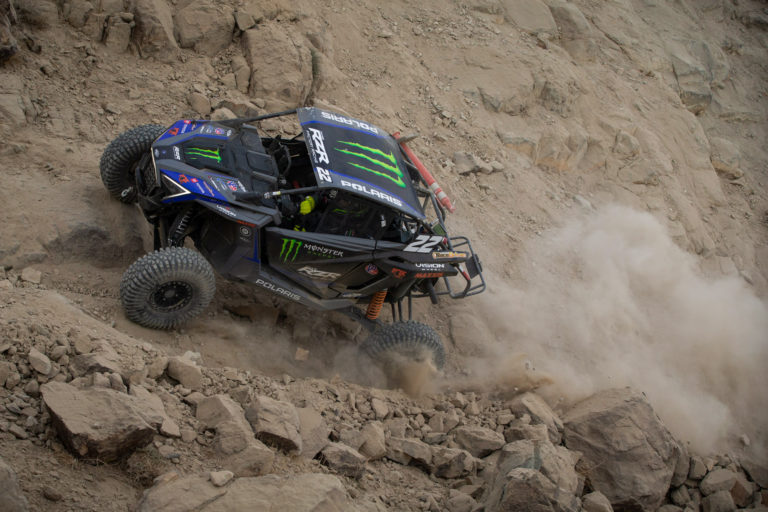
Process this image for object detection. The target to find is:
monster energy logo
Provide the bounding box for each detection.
[279,238,302,262]
[335,141,405,188]
[185,147,222,163]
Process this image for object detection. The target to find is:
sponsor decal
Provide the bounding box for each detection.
[279,238,303,263]
[304,243,343,258]
[405,234,443,253]
[340,292,363,298]
[316,166,332,183]
[415,272,444,278]
[391,268,407,279]
[214,204,236,218]
[415,263,445,270]
[339,179,402,207]
[185,147,222,163]
[180,121,198,134]
[335,141,405,188]
[307,127,330,164]
[201,125,233,137]
[320,111,379,135]
[168,127,179,136]
[178,174,198,184]
[365,264,378,275]
[226,180,238,192]
[297,266,341,281]
[254,278,301,301]
[202,181,215,196]
[173,146,181,160]
[432,251,468,260]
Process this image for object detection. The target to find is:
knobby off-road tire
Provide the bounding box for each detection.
[100,124,165,203]
[361,321,446,371]
[120,247,216,330]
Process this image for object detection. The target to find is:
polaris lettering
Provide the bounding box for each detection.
[320,111,379,135]
[339,180,402,207]
[254,279,301,301]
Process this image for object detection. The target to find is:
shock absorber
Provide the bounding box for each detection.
[366,290,387,320]
[168,208,193,247]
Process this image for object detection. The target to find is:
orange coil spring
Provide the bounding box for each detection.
[366,290,387,320]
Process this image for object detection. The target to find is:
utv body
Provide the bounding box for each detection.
[100,108,485,373]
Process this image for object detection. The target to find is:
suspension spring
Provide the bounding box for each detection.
[366,290,387,320]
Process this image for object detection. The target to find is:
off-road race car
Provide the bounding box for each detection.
[100,108,484,377]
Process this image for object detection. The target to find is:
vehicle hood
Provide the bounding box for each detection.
[298,108,425,219]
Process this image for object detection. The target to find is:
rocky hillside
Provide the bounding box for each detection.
[1,0,767,510]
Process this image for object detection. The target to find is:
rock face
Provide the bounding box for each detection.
[41,381,158,462]
[139,472,353,511]
[174,1,234,56]
[0,457,29,512]
[563,388,679,511]
[241,22,312,107]
[132,0,178,58]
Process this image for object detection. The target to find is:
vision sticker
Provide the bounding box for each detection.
[335,141,405,188]
[185,147,222,163]
[279,238,303,263]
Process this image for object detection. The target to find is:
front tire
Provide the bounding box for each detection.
[120,247,216,330]
[360,321,446,388]
[100,124,166,203]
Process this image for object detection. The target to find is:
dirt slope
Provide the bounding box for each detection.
[1,0,767,509]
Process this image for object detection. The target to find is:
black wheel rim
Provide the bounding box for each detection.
[149,281,194,312]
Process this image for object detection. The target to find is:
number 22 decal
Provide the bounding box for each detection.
[404,235,443,253]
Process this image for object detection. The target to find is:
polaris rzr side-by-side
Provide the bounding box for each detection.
[100,107,485,377]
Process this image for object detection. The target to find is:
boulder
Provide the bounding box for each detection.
[357,421,386,460]
[296,407,330,459]
[245,395,302,453]
[167,356,203,390]
[582,491,613,512]
[225,442,275,477]
[547,1,597,61]
[431,447,476,479]
[700,469,737,496]
[386,437,432,468]
[501,0,557,35]
[508,392,563,444]
[27,347,51,375]
[104,16,132,52]
[242,23,312,107]
[70,349,123,377]
[14,0,59,28]
[41,381,157,462]
[320,443,366,479]
[174,1,234,56]
[453,425,505,457]
[0,457,29,512]
[132,0,178,58]
[563,388,679,511]
[484,467,579,512]
[702,490,736,512]
[140,473,352,511]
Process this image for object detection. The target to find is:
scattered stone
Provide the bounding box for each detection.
[583,491,613,512]
[690,456,708,480]
[700,468,737,496]
[320,442,366,479]
[613,130,640,159]
[41,381,157,462]
[446,488,477,512]
[27,347,51,375]
[370,398,388,419]
[702,490,736,512]
[563,388,679,511]
[167,356,203,390]
[508,392,563,444]
[453,425,505,457]
[8,424,27,439]
[225,441,275,477]
[245,395,302,453]
[0,457,29,512]
[296,407,330,459]
[209,470,234,487]
[386,437,432,468]
[19,267,41,284]
[187,92,211,116]
[453,151,493,175]
[42,485,63,501]
[431,447,476,479]
[357,421,386,460]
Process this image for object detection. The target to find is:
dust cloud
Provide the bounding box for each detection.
[467,205,768,455]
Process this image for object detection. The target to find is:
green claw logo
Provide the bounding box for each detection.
[279,238,302,263]
[335,141,405,188]
[185,147,222,163]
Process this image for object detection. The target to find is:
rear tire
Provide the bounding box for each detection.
[100,124,166,203]
[361,320,446,375]
[120,247,216,330]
